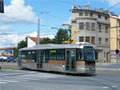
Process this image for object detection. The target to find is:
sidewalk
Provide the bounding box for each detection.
[96,62,120,71]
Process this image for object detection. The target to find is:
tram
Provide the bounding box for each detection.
[18,43,96,74]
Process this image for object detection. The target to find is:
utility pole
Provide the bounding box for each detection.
[37,11,50,45]
[37,16,40,45]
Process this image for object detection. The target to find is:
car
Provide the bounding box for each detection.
[0,56,7,62]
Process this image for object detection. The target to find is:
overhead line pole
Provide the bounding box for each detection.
[37,15,40,45]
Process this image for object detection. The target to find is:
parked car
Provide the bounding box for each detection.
[0,56,7,62]
[7,57,18,62]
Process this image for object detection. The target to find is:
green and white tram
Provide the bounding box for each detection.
[18,43,96,74]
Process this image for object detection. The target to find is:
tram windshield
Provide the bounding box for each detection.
[83,46,95,61]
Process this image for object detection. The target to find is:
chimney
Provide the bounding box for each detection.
[94,6,96,11]
[85,5,90,10]
[99,8,103,12]
[78,6,82,9]
[72,5,75,9]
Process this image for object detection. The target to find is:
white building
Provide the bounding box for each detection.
[27,37,43,47]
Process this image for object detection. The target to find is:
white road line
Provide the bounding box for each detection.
[102,86,109,89]
[0,73,22,76]
[0,81,7,84]
[111,86,117,88]
[0,80,19,83]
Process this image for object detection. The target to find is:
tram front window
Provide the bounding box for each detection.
[83,47,95,61]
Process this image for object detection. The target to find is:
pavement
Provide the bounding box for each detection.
[96,62,120,71]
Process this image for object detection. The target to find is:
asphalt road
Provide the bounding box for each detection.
[0,68,120,90]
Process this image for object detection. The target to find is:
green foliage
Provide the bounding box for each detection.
[54,29,69,44]
[40,38,52,44]
[14,38,27,57]
[17,40,27,49]
[40,28,69,44]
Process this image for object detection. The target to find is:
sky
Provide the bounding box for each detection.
[0,0,120,48]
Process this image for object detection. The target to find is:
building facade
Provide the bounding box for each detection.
[109,13,120,62]
[27,37,43,47]
[71,5,110,62]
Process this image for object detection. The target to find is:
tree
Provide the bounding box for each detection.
[14,38,27,57]
[54,29,69,44]
[17,40,27,49]
[40,38,52,44]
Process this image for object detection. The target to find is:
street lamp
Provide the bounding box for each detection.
[37,11,50,45]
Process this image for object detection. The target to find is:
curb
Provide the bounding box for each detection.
[97,68,120,71]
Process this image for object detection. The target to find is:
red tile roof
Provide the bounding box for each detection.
[28,37,43,44]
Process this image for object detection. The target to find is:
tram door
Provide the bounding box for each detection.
[65,49,76,71]
[37,50,43,69]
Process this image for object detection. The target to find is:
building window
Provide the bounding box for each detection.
[105,26,108,33]
[105,16,108,20]
[79,12,83,16]
[85,37,90,43]
[79,37,84,42]
[105,38,108,45]
[98,38,102,45]
[85,12,89,16]
[90,13,93,17]
[99,25,101,32]
[98,15,101,18]
[72,21,76,23]
[85,22,90,30]
[91,37,95,44]
[119,30,120,37]
[119,40,120,49]
[91,23,95,31]
[79,23,84,30]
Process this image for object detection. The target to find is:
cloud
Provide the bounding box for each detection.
[0,25,12,32]
[0,0,37,24]
[0,31,55,48]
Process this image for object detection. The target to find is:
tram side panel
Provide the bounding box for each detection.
[42,60,65,72]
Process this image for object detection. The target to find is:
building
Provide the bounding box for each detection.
[27,36,43,47]
[71,5,110,62]
[0,48,14,57]
[109,13,120,62]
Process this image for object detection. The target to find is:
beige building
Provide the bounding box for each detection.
[109,13,120,62]
[71,5,110,62]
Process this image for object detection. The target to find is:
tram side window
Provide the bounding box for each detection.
[21,51,37,62]
[49,50,57,60]
[21,51,27,59]
[31,51,37,62]
[57,49,65,60]
[49,49,65,60]
[77,49,83,61]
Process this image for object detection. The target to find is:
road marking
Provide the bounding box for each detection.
[0,81,7,84]
[111,86,117,88]
[0,73,22,76]
[102,86,109,89]
[0,80,19,83]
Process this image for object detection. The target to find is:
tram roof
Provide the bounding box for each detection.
[19,43,92,51]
